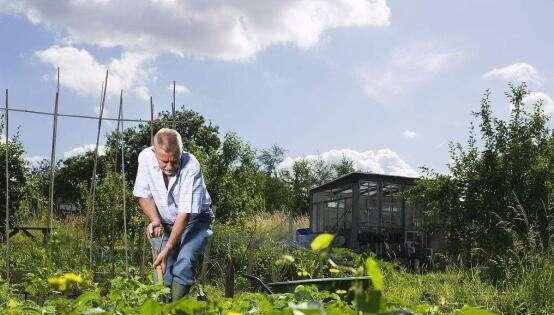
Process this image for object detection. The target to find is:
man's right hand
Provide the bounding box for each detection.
[147,221,164,238]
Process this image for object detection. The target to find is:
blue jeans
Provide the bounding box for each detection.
[150,210,214,287]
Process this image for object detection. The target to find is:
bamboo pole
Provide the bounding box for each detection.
[117,89,129,276]
[4,89,10,283]
[48,68,60,237]
[150,97,154,146]
[172,81,176,129]
[88,70,108,269]
[0,108,149,123]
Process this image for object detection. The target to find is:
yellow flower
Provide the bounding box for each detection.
[226,312,242,315]
[47,276,62,285]
[281,255,295,263]
[310,233,335,251]
[335,289,348,295]
[439,296,447,306]
[47,273,83,291]
[296,271,309,277]
[63,273,83,284]
[48,276,68,291]
[329,268,340,274]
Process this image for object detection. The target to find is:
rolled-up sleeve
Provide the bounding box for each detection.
[133,155,152,198]
[178,168,206,214]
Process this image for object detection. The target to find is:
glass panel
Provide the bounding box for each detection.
[359,180,379,230]
[383,183,401,228]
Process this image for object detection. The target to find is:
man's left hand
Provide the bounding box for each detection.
[154,248,169,274]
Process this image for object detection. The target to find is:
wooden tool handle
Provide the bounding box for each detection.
[156,265,164,284]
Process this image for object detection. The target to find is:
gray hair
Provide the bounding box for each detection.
[154,128,183,155]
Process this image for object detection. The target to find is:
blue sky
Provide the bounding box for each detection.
[0,0,552,176]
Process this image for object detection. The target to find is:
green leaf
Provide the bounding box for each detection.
[354,289,384,313]
[75,291,102,306]
[365,258,384,291]
[140,299,163,315]
[6,299,20,309]
[311,233,334,251]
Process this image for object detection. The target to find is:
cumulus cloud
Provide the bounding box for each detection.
[279,148,418,177]
[35,45,154,100]
[403,130,418,139]
[64,144,106,159]
[168,83,190,95]
[24,155,46,167]
[483,62,542,86]
[2,0,390,61]
[360,42,463,102]
[522,92,554,115]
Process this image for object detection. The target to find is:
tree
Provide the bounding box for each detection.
[104,108,221,185]
[55,151,106,206]
[311,157,335,186]
[207,133,266,221]
[406,84,553,264]
[103,111,265,222]
[258,144,286,176]
[332,155,356,177]
[0,130,28,229]
[279,159,315,215]
[258,145,290,212]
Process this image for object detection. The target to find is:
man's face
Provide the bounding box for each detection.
[155,148,180,176]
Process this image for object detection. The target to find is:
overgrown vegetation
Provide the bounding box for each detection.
[406,84,553,281]
[0,224,510,314]
[0,84,552,314]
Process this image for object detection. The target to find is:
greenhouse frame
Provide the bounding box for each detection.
[309,172,439,255]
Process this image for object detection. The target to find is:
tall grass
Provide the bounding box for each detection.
[243,211,309,240]
[2,210,551,314]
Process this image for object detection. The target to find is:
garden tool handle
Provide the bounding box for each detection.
[156,265,164,284]
[152,234,165,284]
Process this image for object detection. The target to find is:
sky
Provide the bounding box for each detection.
[0,0,552,177]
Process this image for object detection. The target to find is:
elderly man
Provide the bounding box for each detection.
[133,128,214,301]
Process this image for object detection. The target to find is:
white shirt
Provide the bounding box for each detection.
[132,147,212,224]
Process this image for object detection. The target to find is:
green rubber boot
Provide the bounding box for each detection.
[171,280,191,302]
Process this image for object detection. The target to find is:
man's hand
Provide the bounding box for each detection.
[153,248,169,274]
[147,221,164,238]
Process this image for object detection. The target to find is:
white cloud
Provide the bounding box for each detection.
[24,155,45,167]
[64,144,106,159]
[35,45,154,100]
[360,42,463,102]
[3,0,390,61]
[134,86,151,101]
[483,62,542,86]
[168,83,190,95]
[403,130,418,139]
[279,148,418,177]
[522,92,554,115]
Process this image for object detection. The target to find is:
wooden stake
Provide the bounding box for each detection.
[117,89,129,276]
[4,89,10,283]
[172,81,176,129]
[48,67,60,237]
[89,70,108,269]
[150,97,154,146]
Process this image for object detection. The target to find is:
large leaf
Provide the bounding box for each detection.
[310,233,334,251]
[365,258,384,291]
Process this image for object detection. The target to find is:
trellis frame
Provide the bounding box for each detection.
[1,68,183,282]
